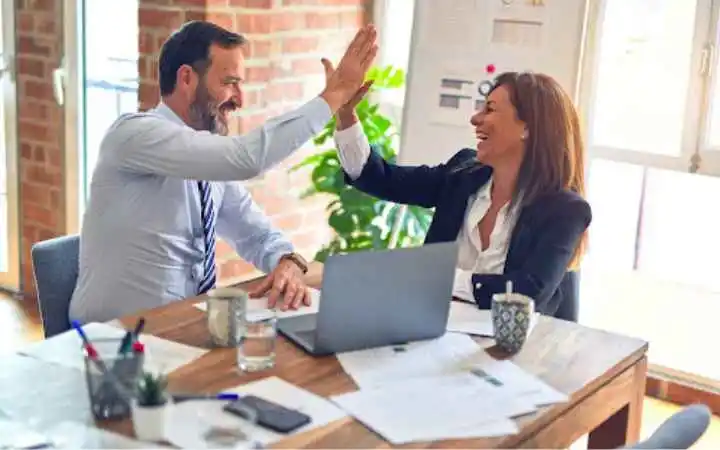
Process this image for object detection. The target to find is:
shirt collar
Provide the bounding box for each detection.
[153,102,189,127]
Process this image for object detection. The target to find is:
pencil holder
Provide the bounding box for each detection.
[82,338,144,420]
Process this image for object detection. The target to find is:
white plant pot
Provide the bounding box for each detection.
[131,400,170,442]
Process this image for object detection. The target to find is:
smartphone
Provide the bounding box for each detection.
[223,395,312,434]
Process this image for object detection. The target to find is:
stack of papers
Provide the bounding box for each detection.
[333,333,568,444]
[336,332,483,389]
[447,301,540,337]
[332,374,536,444]
[18,322,208,374]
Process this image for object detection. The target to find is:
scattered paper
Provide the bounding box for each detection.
[165,376,347,449]
[194,288,321,319]
[470,354,568,407]
[45,421,161,448]
[336,333,484,389]
[18,322,208,375]
[0,418,54,449]
[447,301,540,337]
[332,373,536,444]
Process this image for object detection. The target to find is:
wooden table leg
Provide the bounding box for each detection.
[588,356,647,449]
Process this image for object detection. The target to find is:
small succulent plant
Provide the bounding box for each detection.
[135,371,168,407]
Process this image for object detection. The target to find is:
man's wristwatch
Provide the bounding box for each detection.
[279,252,308,274]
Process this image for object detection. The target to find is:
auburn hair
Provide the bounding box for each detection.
[489,71,587,270]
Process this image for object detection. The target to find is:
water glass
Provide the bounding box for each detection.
[82,338,144,420]
[491,292,535,354]
[237,297,277,372]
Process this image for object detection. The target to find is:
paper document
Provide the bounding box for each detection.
[18,322,208,374]
[336,333,484,389]
[332,373,536,444]
[452,268,475,301]
[164,376,347,449]
[194,287,321,319]
[0,418,54,449]
[45,421,161,448]
[470,354,568,406]
[447,301,540,337]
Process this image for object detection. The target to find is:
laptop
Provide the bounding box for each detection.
[277,241,459,356]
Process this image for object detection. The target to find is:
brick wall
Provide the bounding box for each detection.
[16,0,66,296]
[138,0,368,284]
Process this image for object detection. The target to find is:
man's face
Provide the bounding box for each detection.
[188,44,245,135]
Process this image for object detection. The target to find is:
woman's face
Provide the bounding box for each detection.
[470,85,527,167]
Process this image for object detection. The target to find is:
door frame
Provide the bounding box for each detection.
[0,0,21,292]
[59,0,84,235]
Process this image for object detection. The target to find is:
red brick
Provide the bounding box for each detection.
[245,66,272,83]
[22,80,53,101]
[22,182,51,207]
[229,0,273,8]
[270,12,304,32]
[283,0,361,4]
[291,57,323,75]
[236,13,272,34]
[139,7,184,29]
[205,12,235,30]
[281,36,319,54]
[18,36,51,57]
[17,57,45,78]
[17,13,33,32]
[305,11,340,29]
[246,40,271,58]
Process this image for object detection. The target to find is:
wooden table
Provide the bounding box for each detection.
[101,262,648,448]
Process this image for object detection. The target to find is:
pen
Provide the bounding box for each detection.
[172,393,240,403]
[72,320,133,401]
[118,317,146,355]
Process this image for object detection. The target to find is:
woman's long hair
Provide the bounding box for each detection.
[490,71,588,270]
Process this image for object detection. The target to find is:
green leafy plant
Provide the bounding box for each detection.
[291,66,433,262]
[135,371,168,407]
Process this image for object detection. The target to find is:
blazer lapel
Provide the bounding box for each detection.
[441,167,492,241]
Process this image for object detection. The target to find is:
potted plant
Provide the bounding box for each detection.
[290,65,433,261]
[131,371,170,442]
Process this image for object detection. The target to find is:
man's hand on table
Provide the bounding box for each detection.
[248,259,312,311]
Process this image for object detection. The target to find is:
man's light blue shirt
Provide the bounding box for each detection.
[69,97,331,323]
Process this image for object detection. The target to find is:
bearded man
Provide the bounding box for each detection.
[69,21,377,323]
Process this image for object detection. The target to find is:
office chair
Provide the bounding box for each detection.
[30,234,80,338]
[626,403,712,449]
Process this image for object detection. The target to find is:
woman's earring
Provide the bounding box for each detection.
[521,131,528,140]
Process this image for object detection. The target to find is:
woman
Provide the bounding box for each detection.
[326,63,590,320]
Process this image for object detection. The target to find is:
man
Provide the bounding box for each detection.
[69,21,377,323]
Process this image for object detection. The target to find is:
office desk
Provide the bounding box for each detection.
[2,262,648,448]
[107,263,648,448]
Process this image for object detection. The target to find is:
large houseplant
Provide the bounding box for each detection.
[291,66,433,262]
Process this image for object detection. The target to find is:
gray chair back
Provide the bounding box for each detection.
[626,403,712,449]
[30,234,80,338]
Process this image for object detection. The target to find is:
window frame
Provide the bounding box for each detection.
[577,0,716,175]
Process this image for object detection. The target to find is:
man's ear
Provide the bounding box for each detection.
[176,64,198,93]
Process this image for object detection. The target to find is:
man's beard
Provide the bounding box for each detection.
[188,83,232,136]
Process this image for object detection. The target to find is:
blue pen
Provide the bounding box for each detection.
[172,393,240,403]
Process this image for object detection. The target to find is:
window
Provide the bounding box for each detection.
[580,0,720,384]
[374,0,415,125]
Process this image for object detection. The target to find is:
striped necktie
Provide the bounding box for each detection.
[197,180,217,294]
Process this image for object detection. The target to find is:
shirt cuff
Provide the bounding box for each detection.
[303,96,334,135]
[452,268,475,302]
[334,122,371,180]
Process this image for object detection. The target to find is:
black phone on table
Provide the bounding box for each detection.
[223,395,312,434]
